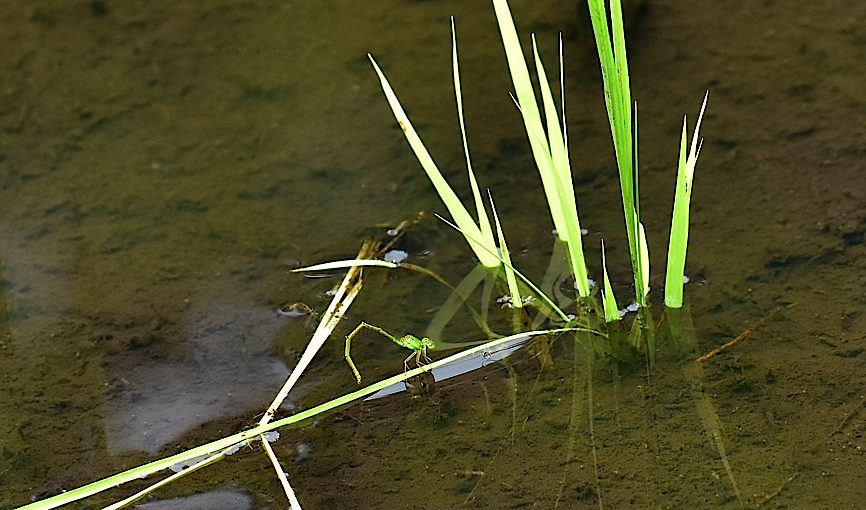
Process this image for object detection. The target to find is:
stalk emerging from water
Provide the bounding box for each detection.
[587,0,649,306]
[664,93,708,308]
[492,0,592,298]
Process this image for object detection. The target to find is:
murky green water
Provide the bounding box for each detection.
[2,0,866,508]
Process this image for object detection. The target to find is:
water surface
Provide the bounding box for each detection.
[2,0,865,508]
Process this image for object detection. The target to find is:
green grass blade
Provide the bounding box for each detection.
[665,93,708,308]
[632,100,648,304]
[369,55,500,267]
[611,0,631,140]
[451,18,495,252]
[600,240,620,322]
[511,97,590,297]
[637,218,650,299]
[588,0,644,304]
[587,0,617,132]
[588,0,632,193]
[493,2,591,297]
[487,192,522,307]
[531,35,568,188]
[664,117,689,308]
[529,35,591,297]
[558,35,568,159]
[492,0,567,240]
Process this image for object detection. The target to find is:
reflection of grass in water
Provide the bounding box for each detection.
[337,311,786,509]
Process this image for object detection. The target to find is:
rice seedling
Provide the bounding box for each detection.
[586,0,708,310]
[664,93,708,308]
[492,0,592,298]
[587,0,649,306]
[368,0,709,313]
[369,0,709,316]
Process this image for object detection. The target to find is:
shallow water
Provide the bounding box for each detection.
[2,0,866,508]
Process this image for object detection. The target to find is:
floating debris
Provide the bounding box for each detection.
[383,249,409,264]
[619,302,640,318]
[276,302,314,318]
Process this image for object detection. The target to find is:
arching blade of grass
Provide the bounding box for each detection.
[369,50,499,267]
[587,0,648,306]
[492,0,591,297]
[664,92,708,308]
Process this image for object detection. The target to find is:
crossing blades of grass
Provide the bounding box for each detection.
[20,329,583,510]
[492,0,591,298]
[367,19,499,268]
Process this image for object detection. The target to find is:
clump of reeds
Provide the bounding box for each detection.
[370,0,708,316]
